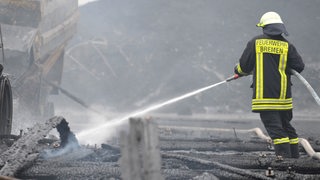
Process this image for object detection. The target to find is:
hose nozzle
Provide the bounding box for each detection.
[226,74,240,82]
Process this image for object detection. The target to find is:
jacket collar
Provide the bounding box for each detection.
[263,23,289,36]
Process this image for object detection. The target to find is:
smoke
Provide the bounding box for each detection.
[41,119,81,159]
[40,137,80,159]
[68,0,320,114]
[52,0,320,146]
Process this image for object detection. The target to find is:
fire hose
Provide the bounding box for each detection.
[290,69,320,159]
[241,70,320,159]
[191,70,320,159]
[0,73,13,135]
[291,69,320,106]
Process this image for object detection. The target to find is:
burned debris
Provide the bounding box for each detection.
[119,118,163,180]
[0,116,78,177]
[56,119,79,149]
[1,116,319,179]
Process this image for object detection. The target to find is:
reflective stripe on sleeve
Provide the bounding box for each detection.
[236,64,248,76]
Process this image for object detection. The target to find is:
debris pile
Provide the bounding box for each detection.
[1,115,320,179]
[0,116,77,177]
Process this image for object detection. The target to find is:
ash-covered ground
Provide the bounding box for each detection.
[4,113,319,180]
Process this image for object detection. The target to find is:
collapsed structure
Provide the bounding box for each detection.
[0,0,78,121]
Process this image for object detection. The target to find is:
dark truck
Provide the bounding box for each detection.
[0,0,79,134]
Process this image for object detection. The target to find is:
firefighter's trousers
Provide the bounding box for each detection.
[260,110,299,158]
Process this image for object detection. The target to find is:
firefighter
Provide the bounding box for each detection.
[234,12,305,158]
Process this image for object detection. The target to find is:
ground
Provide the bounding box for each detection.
[2,113,320,179]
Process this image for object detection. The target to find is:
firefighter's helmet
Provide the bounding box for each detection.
[256,12,283,27]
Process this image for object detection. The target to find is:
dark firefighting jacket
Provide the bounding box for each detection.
[235,34,305,112]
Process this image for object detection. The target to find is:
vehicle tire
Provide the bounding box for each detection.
[0,75,13,135]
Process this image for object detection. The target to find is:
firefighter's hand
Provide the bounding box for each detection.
[234,64,244,77]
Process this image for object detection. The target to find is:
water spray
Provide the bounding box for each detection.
[78,0,101,7]
[76,74,239,143]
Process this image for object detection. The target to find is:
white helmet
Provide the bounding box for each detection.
[256,12,284,27]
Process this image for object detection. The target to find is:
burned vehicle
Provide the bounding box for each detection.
[0,0,79,134]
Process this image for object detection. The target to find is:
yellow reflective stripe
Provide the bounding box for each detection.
[279,54,285,99]
[252,98,293,110]
[255,52,263,99]
[252,98,292,104]
[259,53,263,98]
[252,104,293,111]
[273,137,290,145]
[236,64,248,75]
[290,138,299,145]
[278,52,288,99]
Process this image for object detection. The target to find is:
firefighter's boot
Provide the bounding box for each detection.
[274,143,291,158]
[290,144,300,158]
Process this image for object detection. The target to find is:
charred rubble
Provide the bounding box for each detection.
[0,116,79,178]
[0,116,320,179]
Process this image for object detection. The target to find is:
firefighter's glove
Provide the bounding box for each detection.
[234,64,244,77]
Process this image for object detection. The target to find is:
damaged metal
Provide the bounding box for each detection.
[0,0,79,117]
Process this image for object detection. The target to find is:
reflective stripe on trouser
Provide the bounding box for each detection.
[289,137,299,145]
